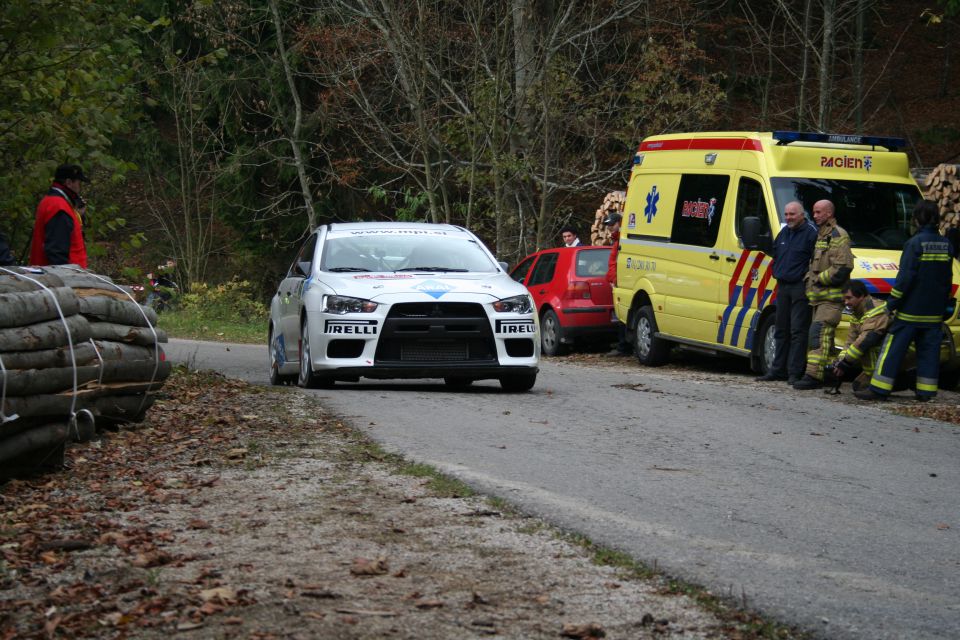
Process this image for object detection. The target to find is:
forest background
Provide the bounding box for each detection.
[2,0,959,298]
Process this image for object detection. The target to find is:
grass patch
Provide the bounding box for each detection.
[555,530,809,639]
[158,310,265,344]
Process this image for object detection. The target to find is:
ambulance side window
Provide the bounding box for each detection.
[670,174,730,248]
[735,177,773,246]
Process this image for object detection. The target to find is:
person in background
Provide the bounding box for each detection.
[30,164,90,268]
[755,201,817,384]
[603,212,630,356]
[0,230,15,266]
[560,225,582,247]
[856,199,953,402]
[793,199,853,390]
[832,280,889,393]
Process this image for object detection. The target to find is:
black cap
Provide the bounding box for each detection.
[54,164,90,184]
[602,212,622,226]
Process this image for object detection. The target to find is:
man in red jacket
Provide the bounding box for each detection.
[30,164,90,268]
[604,212,630,356]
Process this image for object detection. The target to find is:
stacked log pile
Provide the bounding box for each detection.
[923,164,960,235]
[0,265,170,477]
[590,191,626,246]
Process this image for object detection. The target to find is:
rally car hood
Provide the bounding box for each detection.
[317,270,525,301]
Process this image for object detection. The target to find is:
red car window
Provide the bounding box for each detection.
[510,254,537,283]
[528,253,559,286]
[574,248,611,277]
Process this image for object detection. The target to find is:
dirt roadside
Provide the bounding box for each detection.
[0,368,806,640]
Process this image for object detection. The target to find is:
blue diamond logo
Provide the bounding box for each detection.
[414,280,455,299]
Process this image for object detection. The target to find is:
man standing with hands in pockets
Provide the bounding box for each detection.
[756,201,818,384]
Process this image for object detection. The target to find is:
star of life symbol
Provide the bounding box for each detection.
[644,186,660,223]
[859,259,872,272]
[864,156,873,172]
[414,279,455,299]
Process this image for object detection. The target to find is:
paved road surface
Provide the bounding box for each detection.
[166,338,960,639]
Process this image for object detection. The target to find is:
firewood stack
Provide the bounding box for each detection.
[923,164,960,236]
[0,265,170,477]
[590,191,626,245]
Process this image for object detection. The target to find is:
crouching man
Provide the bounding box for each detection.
[830,280,889,392]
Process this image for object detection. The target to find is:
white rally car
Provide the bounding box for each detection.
[268,222,540,391]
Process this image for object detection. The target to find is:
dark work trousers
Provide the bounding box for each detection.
[771,280,812,379]
[870,321,942,399]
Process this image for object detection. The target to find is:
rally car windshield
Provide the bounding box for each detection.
[771,177,921,250]
[320,232,498,273]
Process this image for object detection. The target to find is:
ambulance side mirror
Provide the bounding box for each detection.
[741,216,772,254]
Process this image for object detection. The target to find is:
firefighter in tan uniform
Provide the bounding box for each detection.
[794,199,854,389]
[830,280,889,391]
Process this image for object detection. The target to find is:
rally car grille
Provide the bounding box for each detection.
[375,302,496,363]
[389,302,487,319]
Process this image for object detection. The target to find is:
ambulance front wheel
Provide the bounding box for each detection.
[633,305,670,366]
[753,313,777,374]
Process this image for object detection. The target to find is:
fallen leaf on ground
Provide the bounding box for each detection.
[561,621,606,638]
[350,557,389,576]
[200,587,237,604]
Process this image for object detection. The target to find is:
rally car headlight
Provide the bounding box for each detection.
[493,294,533,314]
[323,295,378,314]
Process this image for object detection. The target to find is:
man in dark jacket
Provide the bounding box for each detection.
[30,164,90,268]
[856,200,954,401]
[756,200,818,383]
[0,230,15,266]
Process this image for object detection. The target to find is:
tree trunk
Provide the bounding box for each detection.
[818,0,835,131]
[0,365,99,396]
[0,422,68,465]
[0,343,98,370]
[78,295,158,328]
[853,0,865,133]
[269,0,318,231]
[0,287,79,328]
[798,0,812,130]
[0,315,92,352]
[0,271,65,293]
[88,323,168,346]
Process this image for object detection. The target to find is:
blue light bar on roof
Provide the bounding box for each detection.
[772,130,906,151]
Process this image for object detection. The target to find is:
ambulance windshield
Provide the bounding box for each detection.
[771,177,921,250]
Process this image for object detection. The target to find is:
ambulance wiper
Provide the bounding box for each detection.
[328,267,372,272]
[394,267,469,272]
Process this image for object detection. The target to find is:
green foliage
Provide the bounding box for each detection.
[368,185,429,222]
[0,0,146,258]
[178,278,268,322]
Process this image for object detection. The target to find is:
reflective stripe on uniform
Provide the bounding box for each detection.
[917,377,939,392]
[896,312,942,323]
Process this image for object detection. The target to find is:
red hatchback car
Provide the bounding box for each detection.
[510,246,616,355]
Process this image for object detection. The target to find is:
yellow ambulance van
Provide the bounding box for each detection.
[614,130,960,378]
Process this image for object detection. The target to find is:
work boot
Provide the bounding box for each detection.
[754,372,787,382]
[914,394,933,403]
[792,375,822,390]
[854,387,887,401]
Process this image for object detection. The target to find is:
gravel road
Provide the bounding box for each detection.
[165,338,960,640]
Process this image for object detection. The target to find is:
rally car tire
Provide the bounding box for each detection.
[499,372,537,392]
[269,324,296,386]
[444,377,474,389]
[633,305,670,366]
[539,308,567,357]
[298,318,335,389]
